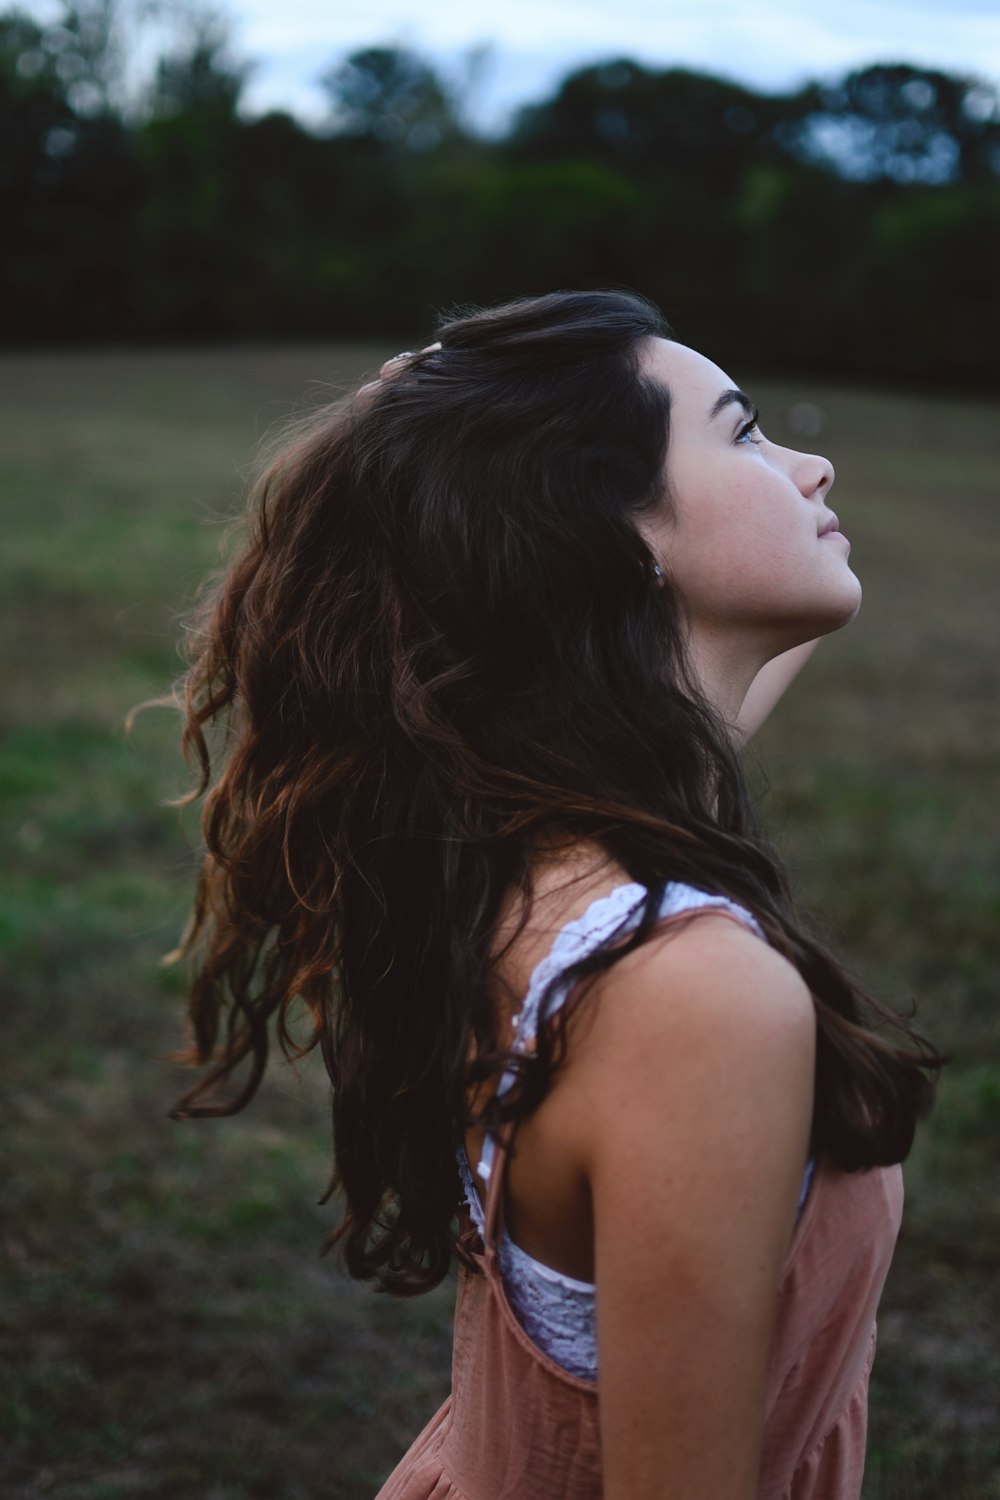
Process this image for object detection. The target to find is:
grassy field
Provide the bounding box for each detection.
[0,344,997,1500]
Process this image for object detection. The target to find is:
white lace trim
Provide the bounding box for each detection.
[460,880,787,1383]
[458,1137,486,1236]
[477,881,762,1189]
[498,1234,598,1379]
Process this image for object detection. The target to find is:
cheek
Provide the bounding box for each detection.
[666,488,853,625]
[668,486,782,602]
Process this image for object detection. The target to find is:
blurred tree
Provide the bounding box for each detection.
[864,181,1000,380]
[320,45,463,153]
[1,9,68,103]
[510,60,783,187]
[216,112,367,336]
[1,6,998,377]
[0,4,143,338]
[776,63,1000,185]
[0,9,73,167]
[147,6,248,121]
[728,162,879,373]
[453,157,657,295]
[0,8,74,321]
[135,10,253,334]
[308,46,474,333]
[47,0,123,117]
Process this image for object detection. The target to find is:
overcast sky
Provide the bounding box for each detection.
[22,0,1000,131]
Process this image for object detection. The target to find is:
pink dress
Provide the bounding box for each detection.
[376,888,905,1499]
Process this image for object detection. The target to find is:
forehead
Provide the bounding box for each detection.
[641,338,735,417]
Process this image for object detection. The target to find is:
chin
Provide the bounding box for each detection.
[813,556,863,625]
[836,572,863,623]
[776,579,862,647]
[815,582,863,636]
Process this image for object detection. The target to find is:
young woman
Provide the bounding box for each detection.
[171,291,939,1499]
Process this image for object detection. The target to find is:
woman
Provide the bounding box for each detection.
[171,290,939,1499]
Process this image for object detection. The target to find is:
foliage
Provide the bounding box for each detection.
[780,63,1000,184]
[1,2,1000,381]
[320,44,462,152]
[511,58,808,202]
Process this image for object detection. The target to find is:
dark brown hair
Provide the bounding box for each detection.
[169,289,940,1292]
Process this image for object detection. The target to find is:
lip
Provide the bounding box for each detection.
[818,513,840,537]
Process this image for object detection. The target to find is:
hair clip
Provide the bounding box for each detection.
[379,342,442,382]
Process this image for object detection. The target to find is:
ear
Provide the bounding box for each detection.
[634,508,673,582]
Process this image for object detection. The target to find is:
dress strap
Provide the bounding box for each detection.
[482,1116,516,1255]
[472,879,766,1245]
[476,882,648,1208]
[457,1139,487,1238]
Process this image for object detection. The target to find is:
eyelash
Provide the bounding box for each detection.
[736,410,762,446]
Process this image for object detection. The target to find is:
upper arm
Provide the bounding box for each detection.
[574,917,815,1500]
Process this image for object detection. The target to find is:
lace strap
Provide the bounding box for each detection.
[653,882,764,940]
[457,1140,486,1236]
[477,882,648,1200]
[512,882,649,1055]
[475,881,765,1205]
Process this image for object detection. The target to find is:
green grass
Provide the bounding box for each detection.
[1,346,998,1498]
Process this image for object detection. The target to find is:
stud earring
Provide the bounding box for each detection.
[651,563,664,582]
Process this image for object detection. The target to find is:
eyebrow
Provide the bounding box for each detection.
[709,388,756,422]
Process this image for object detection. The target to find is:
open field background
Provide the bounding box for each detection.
[0,345,998,1499]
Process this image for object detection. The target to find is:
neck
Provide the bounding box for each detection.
[683,629,770,729]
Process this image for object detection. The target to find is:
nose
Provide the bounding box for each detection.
[788,447,834,501]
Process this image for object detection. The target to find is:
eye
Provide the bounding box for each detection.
[736,409,763,446]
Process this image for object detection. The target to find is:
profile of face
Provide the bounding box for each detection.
[639,339,861,660]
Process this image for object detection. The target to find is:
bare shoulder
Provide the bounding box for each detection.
[579,909,815,1061]
[563,911,816,1181]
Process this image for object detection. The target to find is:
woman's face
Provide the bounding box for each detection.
[639,338,861,656]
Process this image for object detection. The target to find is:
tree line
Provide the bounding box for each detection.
[3,1,1000,382]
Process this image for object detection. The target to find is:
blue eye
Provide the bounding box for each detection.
[736,408,763,445]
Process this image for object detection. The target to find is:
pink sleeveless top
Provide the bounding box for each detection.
[376,891,905,1500]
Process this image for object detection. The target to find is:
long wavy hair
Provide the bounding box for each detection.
[169,289,940,1293]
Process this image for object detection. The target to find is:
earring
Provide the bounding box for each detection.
[651,563,664,582]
